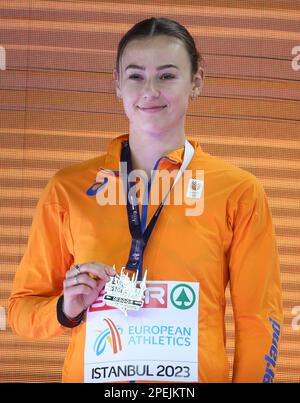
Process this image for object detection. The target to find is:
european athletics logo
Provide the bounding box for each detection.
[94,318,123,356]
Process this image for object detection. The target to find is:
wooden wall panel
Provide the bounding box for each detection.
[0,0,299,383]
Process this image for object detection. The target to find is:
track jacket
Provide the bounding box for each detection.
[8,134,283,383]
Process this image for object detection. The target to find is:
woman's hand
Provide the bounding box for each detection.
[62,262,116,319]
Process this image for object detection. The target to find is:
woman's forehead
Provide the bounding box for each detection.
[121,36,190,68]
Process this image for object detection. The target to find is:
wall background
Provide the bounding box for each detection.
[0,0,299,382]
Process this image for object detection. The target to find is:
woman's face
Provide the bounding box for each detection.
[114,35,201,136]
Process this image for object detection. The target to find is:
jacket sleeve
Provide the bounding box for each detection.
[227,178,283,383]
[8,175,74,340]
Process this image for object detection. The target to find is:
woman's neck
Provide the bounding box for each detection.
[128,128,186,178]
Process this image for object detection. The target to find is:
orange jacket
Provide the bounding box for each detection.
[8,134,283,382]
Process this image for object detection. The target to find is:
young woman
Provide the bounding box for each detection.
[8,17,283,383]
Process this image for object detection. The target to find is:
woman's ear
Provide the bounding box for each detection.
[113,68,122,99]
[191,66,205,98]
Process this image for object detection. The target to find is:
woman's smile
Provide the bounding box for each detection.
[137,105,167,113]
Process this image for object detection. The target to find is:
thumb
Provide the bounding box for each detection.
[96,278,108,292]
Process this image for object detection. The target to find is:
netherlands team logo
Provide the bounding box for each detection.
[191,179,201,191]
[94,318,123,356]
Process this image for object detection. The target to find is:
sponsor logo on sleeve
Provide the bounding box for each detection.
[262,317,281,383]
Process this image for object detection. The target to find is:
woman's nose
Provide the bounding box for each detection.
[142,79,160,99]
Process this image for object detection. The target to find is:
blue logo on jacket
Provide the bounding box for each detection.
[262,317,281,383]
[86,178,108,196]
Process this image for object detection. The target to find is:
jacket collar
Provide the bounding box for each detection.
[100,134,202,172]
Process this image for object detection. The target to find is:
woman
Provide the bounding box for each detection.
[8,17,283,383]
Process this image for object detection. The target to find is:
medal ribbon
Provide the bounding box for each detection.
[121,139,195,280]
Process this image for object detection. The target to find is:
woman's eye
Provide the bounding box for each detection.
[160,74,175,80]
[128,74,143,80]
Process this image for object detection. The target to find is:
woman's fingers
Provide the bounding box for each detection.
[63,273,97,290]
[66,262,115,282]
[62,262,115,318]
[64,284,92,297]
[83,262,116,280]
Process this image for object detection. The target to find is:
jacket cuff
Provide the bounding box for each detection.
[56,295,85,328]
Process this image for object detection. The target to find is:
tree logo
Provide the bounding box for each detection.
[170,284,196,310]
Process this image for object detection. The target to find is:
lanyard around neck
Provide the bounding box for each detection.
[120,139,194,280]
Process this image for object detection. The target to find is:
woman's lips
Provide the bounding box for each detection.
[138,105,167,113]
